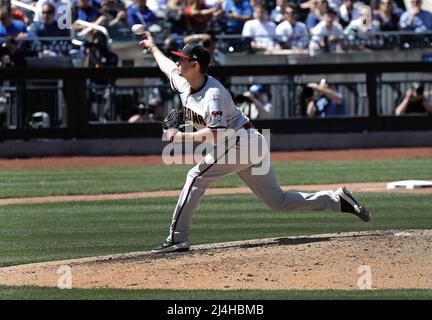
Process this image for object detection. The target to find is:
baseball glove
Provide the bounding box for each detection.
[161,107,186,131]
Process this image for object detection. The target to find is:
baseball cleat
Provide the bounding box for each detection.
[151,240,190,254]
[336,186,370,222]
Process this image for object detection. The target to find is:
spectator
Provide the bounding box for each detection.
[28,3,70,38]
[276,3,309,51]
[345,4,377,35]
[100,0,128,28]
[127,0,157,26]
[236,83,274,119]
[149,97,165,121]
[11,4,30,25]
[76,0,101,21]
[242,3,279,51]
[297,84,314,116]
[399,0,432,31]
[204,0,224,20]
[306,79,347,117]
[395,83,432,115]
[34,0,74,23]
[224,0,253,34]
[297,0,313,22]
[0,5,27,39]
[372,0,400,31]
[84,30,118,121]
[162,33,181,55]
[84,30,118,69]
[72,0,108,35]
[309,8,344,54]
[184,0,223,33]
[183,32,225,65]
[338,0,360,28]
[301,0,341,12]
[166,0,187,34]
[370,0,405,14]
[128,101,154,122]
[270,0,286,25]
[306,0,330,31]
[28,3,71,56]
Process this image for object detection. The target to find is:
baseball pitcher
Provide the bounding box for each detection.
[138,32,370,254]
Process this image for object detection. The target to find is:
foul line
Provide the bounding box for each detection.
[0,182,431,206]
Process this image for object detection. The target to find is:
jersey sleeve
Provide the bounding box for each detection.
[205,88,227,129]
[169,68,188,93]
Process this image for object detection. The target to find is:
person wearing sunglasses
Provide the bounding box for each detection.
[28,4,70,38]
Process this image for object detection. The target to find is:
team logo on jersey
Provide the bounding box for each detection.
[211,111,223,123]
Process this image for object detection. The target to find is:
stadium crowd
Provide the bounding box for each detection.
[1,0,431,126]
[1,0,432,58]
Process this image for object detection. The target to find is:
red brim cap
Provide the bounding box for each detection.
[171,51,192,59]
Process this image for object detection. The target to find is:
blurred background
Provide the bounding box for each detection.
[0,0,431,156]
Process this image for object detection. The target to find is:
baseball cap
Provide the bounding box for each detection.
[249,84,264,95]
[171,43,211,68]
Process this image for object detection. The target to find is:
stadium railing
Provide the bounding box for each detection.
[0,62,432,141]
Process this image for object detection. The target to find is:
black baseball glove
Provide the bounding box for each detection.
[161,107,186,132]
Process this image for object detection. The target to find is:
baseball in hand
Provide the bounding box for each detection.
[131,24,146,35]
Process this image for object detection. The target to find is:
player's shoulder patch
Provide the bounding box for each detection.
[211,111,223,123]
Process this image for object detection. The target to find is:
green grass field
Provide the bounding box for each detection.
[0,158,431,198]
[1,286,431,300]
[1,193,432,268]
[0,158,431,299]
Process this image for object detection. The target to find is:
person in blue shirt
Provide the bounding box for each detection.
[306,0,330,31]
[0,6,27,38]
[127,0,157,26]
[224,0,253,34]
[306,79,347,117]
[74,0,104,22]
[399,0,432,31]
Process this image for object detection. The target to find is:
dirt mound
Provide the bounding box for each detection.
[1,230,431,290]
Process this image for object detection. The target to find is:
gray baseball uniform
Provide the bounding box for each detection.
[165,69,342,244]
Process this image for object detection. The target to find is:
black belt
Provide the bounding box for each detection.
[242,122,254,130]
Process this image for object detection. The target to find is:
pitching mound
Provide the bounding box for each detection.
[1,230,431,290]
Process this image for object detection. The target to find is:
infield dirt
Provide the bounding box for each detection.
[0,230,431,290]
